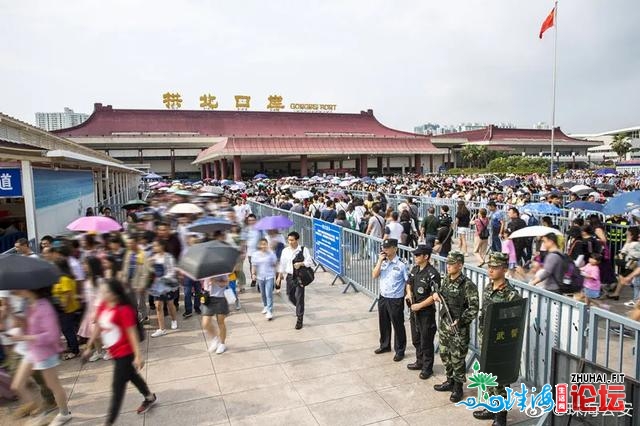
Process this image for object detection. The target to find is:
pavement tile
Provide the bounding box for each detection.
[144,396,228,425]
[223,383,304,421]
[308,392,398,426]
[269,339,335,363]
[217,364,289,395]
[211,347,278,374]
[229,406,319,426]
[377,382,459,416]
[149,374,221,403]
[146,354,213,385]
[292,371,372,405]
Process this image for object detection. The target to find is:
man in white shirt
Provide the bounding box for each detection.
[276,231,314,329]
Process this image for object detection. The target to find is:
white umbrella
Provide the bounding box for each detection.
[167,203,204,215]
[234,182,247,189]
[339,181,353,188]
[293,190,314,200]
[281,184,291,190]
[509,226,562,239]
[570,184,592,193]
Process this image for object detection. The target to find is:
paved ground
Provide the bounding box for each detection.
[1,266,541,426]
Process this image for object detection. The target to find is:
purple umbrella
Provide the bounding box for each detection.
[254,215,294,230]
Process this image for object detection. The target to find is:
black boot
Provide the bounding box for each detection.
[449,381,463,403]
[295,316,303,330]
[433,378,454,392]
[492,411,507,426]
[473,409,496,420]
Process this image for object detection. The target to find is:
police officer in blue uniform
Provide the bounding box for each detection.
[405,245,440,379]
[372,238,409,362]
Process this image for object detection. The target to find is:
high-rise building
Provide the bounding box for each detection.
[414,122,515,135]
[35,107,89,131]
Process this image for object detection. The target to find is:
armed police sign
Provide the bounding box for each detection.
[479,298,528,385]
[0,169,22,198]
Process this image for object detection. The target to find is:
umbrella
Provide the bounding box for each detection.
[176,241,240,280]
[121,199,149,210]
[281,184,291,190]
[254,174,268,180]
[293,190,314,200]
[143,172,162,180]
[595,168,617,176]
[500,179,518,187]
[167,203,204,215]
[229,185,240,191]
[596,184,616,193]
[339,180,354,188]
[559,181,577,188]
[254,215,294,230]
[174,190,193,197]
[67,216,121,232]
[521,203,562,215]
[220,179,234,185]
[362,177,374,183]
[602,191,640,215]
[0,254,62,290]
[569,184,592,195]
[198,192,218,198]
[375,177,387,184]
[328,191,347,200]
[565,201,603,212]
[509,226,563,239]
[187,216,234,234]
[234,182,247,189]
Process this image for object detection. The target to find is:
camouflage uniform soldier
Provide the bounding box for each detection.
[433,251,479,403]
[473,252,522,426]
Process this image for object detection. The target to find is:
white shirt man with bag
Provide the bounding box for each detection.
[277,231,314,329]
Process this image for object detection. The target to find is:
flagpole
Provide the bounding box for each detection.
[549,1,558,178]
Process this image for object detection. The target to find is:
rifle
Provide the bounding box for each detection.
[435,279,460,336]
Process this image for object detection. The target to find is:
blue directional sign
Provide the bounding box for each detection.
[0,169,22,198]
[312,218,343,275]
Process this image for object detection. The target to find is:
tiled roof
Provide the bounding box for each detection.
[193,137,443,163]
[52,103,423,138]
[432,125,593,143]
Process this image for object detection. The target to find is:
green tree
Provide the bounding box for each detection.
[460,145,489,168]
[610,133,632,160]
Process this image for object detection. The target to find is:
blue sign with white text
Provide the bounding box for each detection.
[312,218,343,275]
[0,169,22,198]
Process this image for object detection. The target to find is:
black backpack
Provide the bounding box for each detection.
[554,252,584,293]
[293,246,315,286]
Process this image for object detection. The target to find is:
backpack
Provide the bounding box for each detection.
[554,252,584,293]
[313,205,321,219]
[527,215,539,227]
[477,219,490,240]
[347,213,357,230]
[293,246,315,286]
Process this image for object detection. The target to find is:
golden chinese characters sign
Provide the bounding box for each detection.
[235,95,251,110]
[162,92,183,109]
[199,94,218,109]
[267,95,284,111]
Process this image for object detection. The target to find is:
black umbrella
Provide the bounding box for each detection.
[176,241,240,280]
[122,199,149,210]
[559,182,577,188]
[596,184,616,193]
[187,217,234,234]
[0,254,61,290]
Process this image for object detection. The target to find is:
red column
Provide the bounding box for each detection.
[206,163,212,179]
[233,155,242,182]
[414,154,422,175]
[300,155,308,177]
[221,159,228,180]
[201,165,206,180]
[213,161,220,180]
[429,155,433,173]
[359,154,368,177]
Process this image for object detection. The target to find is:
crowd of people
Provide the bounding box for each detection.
[2,168,640,425]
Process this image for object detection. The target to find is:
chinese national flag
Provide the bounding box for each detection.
[539,6,555,39]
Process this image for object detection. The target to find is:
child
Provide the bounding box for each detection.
[501,230,517,277]
[578,253,609,309]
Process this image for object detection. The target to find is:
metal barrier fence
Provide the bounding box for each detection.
[248,200,640,388]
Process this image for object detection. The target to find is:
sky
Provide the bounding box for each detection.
[1,0,638,134]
